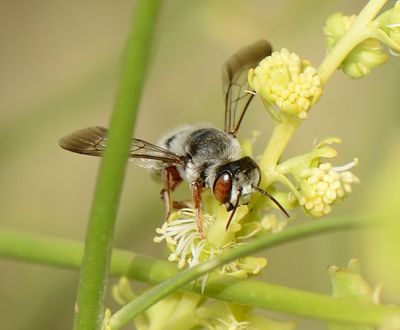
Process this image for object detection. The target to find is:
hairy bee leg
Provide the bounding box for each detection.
[191,180,205,240]
[160,168,172,219]
[160,165,182,219]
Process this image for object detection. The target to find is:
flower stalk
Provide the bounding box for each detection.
[258,119,301,188]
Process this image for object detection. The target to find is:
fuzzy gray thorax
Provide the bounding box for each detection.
[158,124,242,187]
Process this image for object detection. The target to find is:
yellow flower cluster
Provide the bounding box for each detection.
[154,208,267,281]
[299,162,359,217]
[248,48,322,119]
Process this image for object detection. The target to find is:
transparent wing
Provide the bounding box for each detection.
[129,138,184,169]
[59,126,108,156]
[59,126,184,170]
[222,39,272,136]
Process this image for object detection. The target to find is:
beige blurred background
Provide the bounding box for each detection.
[0,1,399,329]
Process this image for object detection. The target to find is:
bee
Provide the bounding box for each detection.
[59,40,289,239]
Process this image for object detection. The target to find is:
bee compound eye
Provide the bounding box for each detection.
[213,172,232,204]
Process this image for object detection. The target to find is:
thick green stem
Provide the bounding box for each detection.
[259,119,301,188]
[318,0,388,83]
[1,218,398,329]
[73,1,162,329]
[108,216,375,329]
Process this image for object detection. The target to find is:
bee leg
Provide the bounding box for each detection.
[172,200,192,209]
[191,180,205,240]
[160,165,182,219]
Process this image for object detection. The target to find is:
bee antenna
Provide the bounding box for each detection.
[225,190,242,231]
[252,185,290,218]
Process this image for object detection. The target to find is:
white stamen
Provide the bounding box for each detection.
[387,22,400,29]
[332,158,358,172]
[389,47,400,57]
[244,89,256,95]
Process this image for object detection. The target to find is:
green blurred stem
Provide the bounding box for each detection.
[73,1,161,329]
[318,0,388,83]
[1,218,398,329]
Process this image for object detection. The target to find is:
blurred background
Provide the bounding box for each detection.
[0,0,399,329]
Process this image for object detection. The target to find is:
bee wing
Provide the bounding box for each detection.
[59,126,184,170]
[129,138,184,169]
[222,40,272,136]
[59,126,108,156]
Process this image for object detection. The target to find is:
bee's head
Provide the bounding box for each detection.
[213,156,289,230]
[212,156,260,210]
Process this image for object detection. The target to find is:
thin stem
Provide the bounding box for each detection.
[1,218,397,329]
[73,1,162,329]
[318,0,388,83]
[108,216,375,329]
[258,119,301,188]
[275,173,303,201]
[204,276,400,327]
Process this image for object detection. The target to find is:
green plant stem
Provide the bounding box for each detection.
[259,119,301,188]
[318,0,388,83]
[73,1,161,329]
[108,216,374,329]
[1,217,399,329]
[205,276,399,327]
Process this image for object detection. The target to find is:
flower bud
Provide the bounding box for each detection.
[248,48,322,119]
[328,259,378,302]
[325,13,355,50]
[298,161,359,217]
[325,12,388,78]
[375,2,400,52]
[277,138,359,217]
[260,214,288,233]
